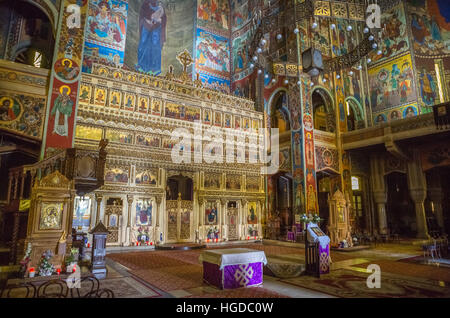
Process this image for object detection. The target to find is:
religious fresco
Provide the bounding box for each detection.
[247,201,257,224]
[136,134,160,147]
[124,93,136,110]
[367,3,410,65]
[42,0,88,157]
[73,197,91,231]
[0,94,45,139]
[409,0,450,57]
[105,167,129,183]
[232,75,252,98]
[105,129,133,144]
[316,146,339,173]
[75,125,103,141]
[204,173,221,189]
[231,0,251,32]
[94,87,107,106]
[135,170,157,185]
[205,201,218,225]
[196,28,230,79]
[330,19,349,57]
[136,199,152,226]
[109,90,122,108]
[232,28,251,74]
[198,73,230,94]
[203,109,212,124]
[279,147,291,172]
[39,203,63,230]
[125,0,195,75]
[373,103,419,125]
[415,57,439,107]
[197,0,230,32]
[162,137,175,149]
[234,115,241,130]
[246,176,259,192]
[138,96,149,113]
[151,98,162,115]
[344,70,362,104]
[226,175,241,190]
[224,113,232,128]
[312,17,331,57]
[368,53,416,111]
[214,111,222,127]
[164,103,200,122]
[79,85,91,103]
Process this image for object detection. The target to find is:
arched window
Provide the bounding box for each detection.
[8,1,55,69]
[312,88,335,133]
[270,91,290,133]
[345,98,365,131]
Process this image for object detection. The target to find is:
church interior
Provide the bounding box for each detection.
[0,0,450,299]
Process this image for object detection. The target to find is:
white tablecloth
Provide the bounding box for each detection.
[199,248,268,270]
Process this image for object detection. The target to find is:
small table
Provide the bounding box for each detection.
[199,248,267,289]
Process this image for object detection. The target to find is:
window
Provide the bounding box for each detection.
[352,194,363,217]
[73,197,92,232]
[351,176,360,190]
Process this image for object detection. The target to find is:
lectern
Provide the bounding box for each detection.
[89,221,109,279]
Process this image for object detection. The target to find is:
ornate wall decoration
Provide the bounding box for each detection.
[75,125,103,141]
[246,176,259,192]
[0,93,45,139]
[226,174,241,190]
[316,146,339,172]
[39,203,63,230]
[136,199,153,226]
[105,167,129,184]
[42,0,89,155]
[135,169,157,186]
[204,173,221,189]
[205,201,218,225]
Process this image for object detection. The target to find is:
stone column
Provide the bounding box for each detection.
[407,151,429,239]
[370,155,388,235]
[95,193,103,225]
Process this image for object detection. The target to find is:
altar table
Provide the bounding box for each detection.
[199,248,267,289]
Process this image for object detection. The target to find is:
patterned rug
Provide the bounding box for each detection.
[281,268,450,298]
[353,260,450,283]
[188,286,288,298]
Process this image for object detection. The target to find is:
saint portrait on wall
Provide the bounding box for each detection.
[136,0,167,75]
[234,115,241,129]
[205,202,218,225]
[124,94,135,110]
[39,203,63,230]
[0,97,21,122]
[94,88,106,106]
[203,109,212,124]
[247,202,257,224]
[79,85,91,103]
[136,199,152,226]
[151,98,162,115]
[52,86,74,137]
[138,97,149,113]
[214,112,222,126]
[109,91,122,108]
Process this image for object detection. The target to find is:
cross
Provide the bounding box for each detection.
[177,49,193,74]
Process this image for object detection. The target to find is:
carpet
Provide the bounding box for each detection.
[281,268,450,298]
[188,286,288,298]
[353,260,450,283]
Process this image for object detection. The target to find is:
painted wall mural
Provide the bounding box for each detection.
[136,199,152,226]
[42,0,89,157]
[195,28,230,78]
[83,0,128,73]
[247,201,257,224]
[0,93,46,139]
[368,53,417,112]
[205,201,218,225]
[373,103,419,125]
[197,0,230,32]
[231,0,251,32]
[409,0,450,57]
[125,0,195,75]
[415,57,439,107]
[367,3,409,65]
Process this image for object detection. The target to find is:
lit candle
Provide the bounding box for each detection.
[247,236,250,240]
[57,268,61,275]
[150,242,153,246]
[29,268,35,278]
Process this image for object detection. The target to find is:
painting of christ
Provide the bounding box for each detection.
[137,0,167,75]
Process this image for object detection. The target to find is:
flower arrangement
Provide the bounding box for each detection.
[207,226,219,239]
[137,226,150,243]
[38,250,55,277]
[312,214,322,224]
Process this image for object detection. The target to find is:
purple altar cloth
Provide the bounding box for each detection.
[319,244,330,274]
[202,261,263,289]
